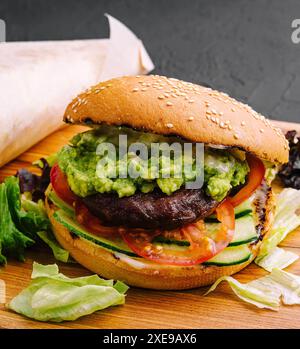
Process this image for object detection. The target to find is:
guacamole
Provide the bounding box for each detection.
[57,126,249,201]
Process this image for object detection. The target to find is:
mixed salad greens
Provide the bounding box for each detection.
[0,162,69,264]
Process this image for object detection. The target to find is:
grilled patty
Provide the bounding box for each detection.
[82,188,219,230]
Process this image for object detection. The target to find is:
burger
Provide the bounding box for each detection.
[45,75,289,290]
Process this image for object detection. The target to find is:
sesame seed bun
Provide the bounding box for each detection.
[64,75,289,164]
[46,189,275,290]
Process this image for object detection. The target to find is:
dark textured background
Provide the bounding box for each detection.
[1,0,299,122]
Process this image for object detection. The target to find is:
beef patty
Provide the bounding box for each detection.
[82,188,219,230]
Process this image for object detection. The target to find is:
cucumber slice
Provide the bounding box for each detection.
[47,189,75,217]
[205,198,253,223]
[52,210,255,267]
[53,209,137,257]
[203,245,252,266]
[234,198,253,215]
[153,215,258,247]
[206,215,258,247]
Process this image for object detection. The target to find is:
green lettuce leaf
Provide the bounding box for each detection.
[0,175,69,264]
[204,276,280,311]
[255,247,299,272]
[0,180,34,264]
[255,188,300,270]
[268,268,300,304]
[4,176,49,240]
[205,268,300,310]
[8,262,128,322]
[36,231,70,263]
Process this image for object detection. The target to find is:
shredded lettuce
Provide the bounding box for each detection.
[8,262,128,322]
[205,268,300,310]
[248,269,300,305]
[255,188,300,271]
[204,276,280,311]
[255,247,299,272]
[268,268,300,305]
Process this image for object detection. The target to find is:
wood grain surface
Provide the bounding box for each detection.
[0,121,300,329]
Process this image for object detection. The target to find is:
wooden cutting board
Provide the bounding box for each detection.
[0,121,300,329]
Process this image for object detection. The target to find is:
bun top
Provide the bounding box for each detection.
[64,75,289,164]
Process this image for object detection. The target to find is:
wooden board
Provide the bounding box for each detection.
[0,121,300,329]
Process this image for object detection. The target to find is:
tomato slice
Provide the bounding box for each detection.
[229,154,265,208]
[50,163,77,205]
[75,201,120,237]
[120,199,235,266]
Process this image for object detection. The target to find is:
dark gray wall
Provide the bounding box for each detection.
[1,0,300,122]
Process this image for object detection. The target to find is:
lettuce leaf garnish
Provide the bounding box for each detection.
[0,176,69,264]
[8,262,128,322]
[255,247,298,272]
[0,179,34,264]
[204,275,280,311]
[205,268,300,311]
[255,188,300,271]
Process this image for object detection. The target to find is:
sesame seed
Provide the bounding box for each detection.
[260,129,264,133]
[241,121,246,126]
[166,101,173,106]
[158,95,165,100]
[228,125,233,130]
[141,88,147,91]
[166,123,174,128]
[188,116,194,121]
[188,99,195,103]
[132,88,139,92]
[234,133,239,140]
[231,108,236,112]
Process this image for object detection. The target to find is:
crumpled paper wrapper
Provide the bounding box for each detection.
[0,14,154,167]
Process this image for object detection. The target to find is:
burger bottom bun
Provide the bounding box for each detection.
[46,194,274,290]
